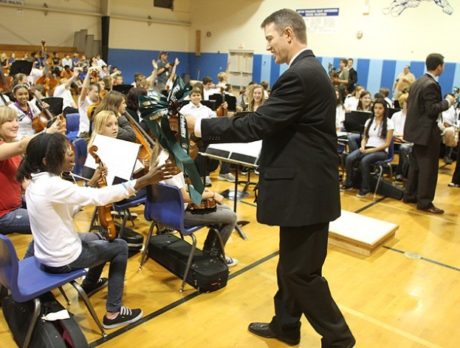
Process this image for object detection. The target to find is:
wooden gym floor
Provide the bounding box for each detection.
[1,162,459,347]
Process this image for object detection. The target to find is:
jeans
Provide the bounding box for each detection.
[44,232,129,313]
[184,204,237,253]
[345,149,387,192]
[0,208,34,258]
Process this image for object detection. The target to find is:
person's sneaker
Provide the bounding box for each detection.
[218,173,236,182]
[448,182,460,188]
[356,190,369,198]
[205,176,212,187]
[340,184,353,191]
[102,306,143,329]
[226,256,239,267]
[81,277,108,297]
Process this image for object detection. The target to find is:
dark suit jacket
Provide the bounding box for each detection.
[347,68,358,92]
[404,74,449,146]
[201,49,340,227]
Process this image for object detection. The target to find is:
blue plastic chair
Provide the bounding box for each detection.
[373,138,395,199]
[0,235,105,347]
[66,113,80,141]
[140,183,224,292]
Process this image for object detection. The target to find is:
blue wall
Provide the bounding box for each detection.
[108,48,460,96]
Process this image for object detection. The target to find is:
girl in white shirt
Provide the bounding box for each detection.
[9,84,43,139]
[342,99,394,197]
[17,132,177,329]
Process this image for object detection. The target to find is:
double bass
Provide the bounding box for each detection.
[88,145,118,240]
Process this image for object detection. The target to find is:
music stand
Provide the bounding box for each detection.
[344,111,371,134]
[201,141,262,240]
[113,84,133,95]
[9,60,33,77]
[208,93,237,112]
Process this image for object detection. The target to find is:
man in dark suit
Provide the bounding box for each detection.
[185,8,355,348]
[347,58,358,93]
[403,53,456,214]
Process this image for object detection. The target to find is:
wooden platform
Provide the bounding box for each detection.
[329,210,398,256]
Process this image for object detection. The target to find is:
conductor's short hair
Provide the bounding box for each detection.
[260,8,306,44]
[426,53,444,71]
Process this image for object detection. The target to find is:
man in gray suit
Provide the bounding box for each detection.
[185,8,354,348]
[403,53,456,214]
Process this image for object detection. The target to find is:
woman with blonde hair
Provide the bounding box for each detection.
[0,106,62,255]
[246,84,265,112]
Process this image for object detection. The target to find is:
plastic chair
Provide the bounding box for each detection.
[66,113,80,141]
[0,235,105,348]
[139,183,224,292]
[373,138,395,199]
[72,137,87,177]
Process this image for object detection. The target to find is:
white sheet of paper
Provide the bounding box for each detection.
[84,135,140,185]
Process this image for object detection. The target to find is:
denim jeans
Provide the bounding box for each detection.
[184,204,237,252]
[0,208,34,258]
[345,149,387,192]
[44,232,129,313]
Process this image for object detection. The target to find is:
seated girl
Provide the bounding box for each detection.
[342,98,394,198]
[16,132,177,329]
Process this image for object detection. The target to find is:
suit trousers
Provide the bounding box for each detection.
[404,139,440,209]
[269,223,354,348]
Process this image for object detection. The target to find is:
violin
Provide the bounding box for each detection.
[187,197,217,214]
[124,111,156,173]
[30,89,66,133]
[216,87,228,117]
[88,145,118,240]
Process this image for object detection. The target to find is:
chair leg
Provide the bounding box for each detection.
[58,286,71,306]
[23,298,41,348]
[180,234,197,293]
[126,209,135,227]
[70,281,106,337]
[373,166,384,200]
[139,222,156,270]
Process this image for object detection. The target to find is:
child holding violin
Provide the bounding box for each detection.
[8,83,51,138]
[16,132,177,329]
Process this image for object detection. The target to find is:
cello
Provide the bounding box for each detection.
[88,145,118,240]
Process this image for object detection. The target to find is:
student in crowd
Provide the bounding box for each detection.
[342,98,394,197]
[126,88,148,124]
[448,138,460,188]
[78,67,100,136]
[335,89,346,132]
[393,65,415,101]
[343,85,364,111]
[156,51,173,91]
[53,68,79,113]
[93,91,136,142]
[180,87,235,184]
[356,90,373,112]
[440,93,458,164]
[9,84,44,139]
[246,84,265,112]
[379,87,393,108]
[16,132,177,329]
[0,106,64,256]
[391,93,413,180]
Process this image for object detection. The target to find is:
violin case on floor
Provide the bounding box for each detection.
[2,292,89,348]
[147,233,228,293]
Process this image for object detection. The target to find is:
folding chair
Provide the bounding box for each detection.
[373,138,395,199]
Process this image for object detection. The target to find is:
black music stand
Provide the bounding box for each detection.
[201,142,261,240]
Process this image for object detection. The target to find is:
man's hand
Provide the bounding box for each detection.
[446,94,456,106]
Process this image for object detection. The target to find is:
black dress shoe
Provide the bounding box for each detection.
[248,322,300,346]
[417,205,444,214]
[403,196,417,204]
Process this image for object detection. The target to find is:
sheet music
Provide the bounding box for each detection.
[207,141,262,166]
[84,135,140,185]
